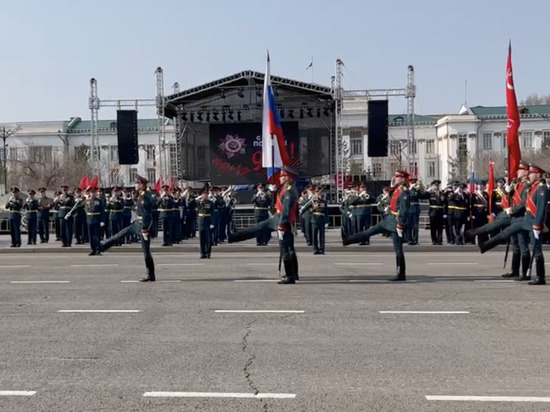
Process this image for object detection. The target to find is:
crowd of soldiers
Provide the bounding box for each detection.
[4,183,237,254]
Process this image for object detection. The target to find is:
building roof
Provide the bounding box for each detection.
[470,105,550,119]
[67,117,173,134]
[389,114,438,126]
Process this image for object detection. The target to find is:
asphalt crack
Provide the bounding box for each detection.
[241,318,269,411]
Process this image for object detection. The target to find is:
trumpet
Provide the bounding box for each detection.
[299,188,324,214]
[221,185,233,198]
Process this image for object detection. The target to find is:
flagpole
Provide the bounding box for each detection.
[271,134,275,184]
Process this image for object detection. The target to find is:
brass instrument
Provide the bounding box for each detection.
[64,193,90,220]
[376,192,390,213]
[299,188,324,214]
[39,196,53,209]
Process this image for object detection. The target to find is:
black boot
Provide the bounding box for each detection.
[528,260,546,285]
[278,258,296,284]
[516,254,532,281]
[390,256,406,281]
[502,253,520,278]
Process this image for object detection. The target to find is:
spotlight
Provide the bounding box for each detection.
[197,112,203,121]
[316,108,321,118]
[237,88,244,98]
[222,113,226,122]
[288,110,294,119]
[206,112,211,122]
[228,111,234,121]
[280,108,285,119]
[190,113,195,122]
[300,109,304,119]
[256,87,262,97]
[237,111,241,121]
[307,108,313,118]
[243,104,250,111]
[220,89,226,99]
[182,113,188,122]
[213,112,219,121]
[323,107,330,117]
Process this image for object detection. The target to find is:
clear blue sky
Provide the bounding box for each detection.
[1,0,548,122]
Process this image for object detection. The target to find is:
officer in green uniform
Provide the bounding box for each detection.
[159,185,174,246]
[251,183,271,246]
[73,187,87,245]
[311,186,328,254]
[6,187,23,247]
[351,183,375,245]
[86,185,107,255]
[197,189,213,259]
[37,187,52,243]
[56,184,75,247]
[343,170,411,281]
[24,189,39,245]
[107,186,124,246]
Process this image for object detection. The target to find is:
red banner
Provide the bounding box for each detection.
[506,42,521,179]
[488,161,495,222]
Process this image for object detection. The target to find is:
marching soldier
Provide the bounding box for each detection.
[24,189,39,245]
[37,187,52,243]
[479,164,548,285]
[252,183,271,246]
[108,186,125,246]
[159,185,174,246]
[447,181,469,245]
[86,185,106,255]
[300,186,314,246]
[343,170,411,281]
[470,179,490,245]
[197,188,213,259]
[425,180,446,245]
[100,175,156,282]
[6,186,23,247]
[351,183,375,245]
[406,178,424,245]
[55,184,75,247]
[73,187,87,245]
[311,186,328,254]
[186,189,197,238]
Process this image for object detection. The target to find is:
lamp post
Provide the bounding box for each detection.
[0,125,22,192]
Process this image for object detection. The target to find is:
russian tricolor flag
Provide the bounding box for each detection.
[262,51,290,183]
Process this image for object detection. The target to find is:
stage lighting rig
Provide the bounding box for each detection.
[182,112,188,122]
[213,112,219,121]
[237,88,245,98]
[206,112,211,122]
[228,111,234,120]
[197,112,203,121]
[288,109,294,119]
[237,111,241,121]
[190,113,195,122]
[316,108,321,118]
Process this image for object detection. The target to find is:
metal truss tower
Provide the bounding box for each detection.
[334,59,344,201]
[155,67,167,181]
[89,78,100,176]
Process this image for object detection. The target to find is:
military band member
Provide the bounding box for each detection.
[56,184,75,247]
[159,185,174,246]
[213,187,226,244]
[24,189,39,245]
[300,186,313,246]
[492,177,506,218]
[311,186,328,255]
[340,188,355,236]
[343,170,411,281]
[108,186,124,246]
[407,178,424,245]
[171,187,183,244]
[6,186,23,247]
[447,181,469,245]
[252,183,271,246]
[424,180,446,245]
[470,179,490,245]
[351,183,375,245]
[73,187,88,245]
[122,187,135,243]
[197,189,213,259]
[37,187,52,243]
[186,189,197,238]
[86,186,106,255]
[100,175,156,282]
[53,191,61,241]
[479,164,548,285]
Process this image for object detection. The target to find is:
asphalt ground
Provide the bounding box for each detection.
[1,249,550,411]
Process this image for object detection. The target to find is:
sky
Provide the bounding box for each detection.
[0,0,549,122]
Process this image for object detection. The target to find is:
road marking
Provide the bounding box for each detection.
[246,263,276,266]
[349,280,403,283]
[427,262,478,265]
[473,280,515,283]
[11,281,70,284]
[0,391,36,396]
[158,263,204,266]
[121,280,182,283]
[334,263,382,266]
[379,311,469,314]
[70,264,119,267]
[215,310,304,314]
[426,395,550,402]
[0,265,32,268]
[143,391,296,399]
[234,280,279,283]
[58,310,140,313]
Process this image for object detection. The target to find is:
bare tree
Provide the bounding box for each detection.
[519,93,550,106]
[473,152,507,179]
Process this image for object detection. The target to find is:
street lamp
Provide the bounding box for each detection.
[0,125,22,192]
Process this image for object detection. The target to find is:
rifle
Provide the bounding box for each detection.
[503,239,510,269]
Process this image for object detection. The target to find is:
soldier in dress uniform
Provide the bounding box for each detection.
[340,189,354,237]
[108,186,125,246]
[470,179,490,245]
[186,189,197,238]
[122,187,135,243]
[24,189,39,245]
[100,175,156,282]
[424,180,446,245]
[52,191,61,241]
[544,173,550,245]
[252,183,271,246]
[342,170,411,281]
[447,181,469,245]
[479,164,548,285]
[492,177,506,218]
[72,187,87,245]
[37,187,52,243]
[213,187,226,244]
[406,178,424,245]
[55,184,75,247]
[197,189,213,259]
[311,186,328,255]
[6,186,23,247]
[171,187,182,244]
[351,183,375,245]
[159,185,174,246]
[300,186,314,246]
[86,185,107,255]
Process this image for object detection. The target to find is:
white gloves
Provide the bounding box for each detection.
[443,214,447,219]
[505,184,513,193]
[209,225,214,229]
[142,232,148,241]
[277,230,284,240]
[100,222,105,227]
[504,208,512,215]
[325,223,329,228]
[534,229,541,240]
[396,228,403,238]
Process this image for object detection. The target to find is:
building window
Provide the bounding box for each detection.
[129,167,138,183]
[521,131,533,148]
[9,147,19,161]
[390,162,399,173]
[426,140,435,154]
[501,132,507,149]
[197,145,207,161]
[169,143,178,178]
[350,130,363,156]
[147,167,156,184]
[145,144,155,160]
[543,131,550,149]
[92,146,101,161]
[372,162,382,177]
[428,161,436,177]
[390,141,400,156]
[29,146,53,163]
[483,133,492,150]
[110,146,118,161]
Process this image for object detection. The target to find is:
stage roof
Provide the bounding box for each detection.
[164,70,333,118]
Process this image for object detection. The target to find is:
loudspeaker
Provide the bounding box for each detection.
[367,100,389,157]
[116,110,139,164]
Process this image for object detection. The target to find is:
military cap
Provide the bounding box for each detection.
[11,186,20,192]
[451,180,460,186]
[461,183,468,189]
[394,170,409,179]
[161,184,170,189]
[528,164,545,174]
[28,189,36,195]
[38,187,47,192]
[136,175,148,185]
[518,160,529,170]
[430,180,441,186]
[476,179,487,185]
[496,176,505,183]
[74,187,82,192]
[60,184,69,188]
[281,165,299,177]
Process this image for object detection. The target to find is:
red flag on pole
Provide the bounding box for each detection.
[79,176,90,191]
[154,178,162,194]
[506,41,521,180]
[488,160,495,222]
[88,176,99,189]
